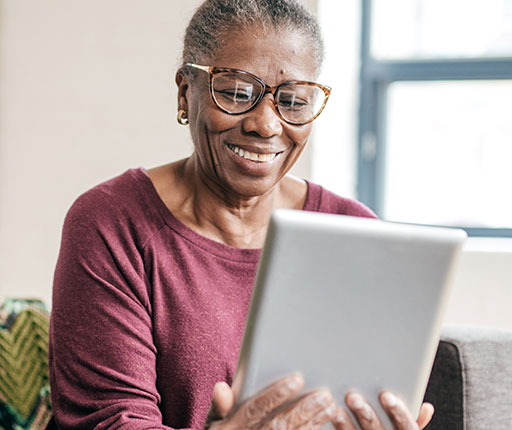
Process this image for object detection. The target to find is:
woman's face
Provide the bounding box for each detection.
[178,27,318,200]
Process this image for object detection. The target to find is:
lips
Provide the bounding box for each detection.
[227,144,281,163]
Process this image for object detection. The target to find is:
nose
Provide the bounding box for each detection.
[241,94,283,137]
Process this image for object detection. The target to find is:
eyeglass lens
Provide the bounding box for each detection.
[211,72,326,124]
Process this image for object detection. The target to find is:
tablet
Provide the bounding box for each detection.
[233,209,466,429]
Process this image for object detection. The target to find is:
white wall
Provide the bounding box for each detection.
[1,0,511,332]
[0,0,203,304]
[314,0,361,199]
[0,0,316,305]
[445,240,512,330]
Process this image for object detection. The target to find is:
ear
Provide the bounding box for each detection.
[175,69,189,112]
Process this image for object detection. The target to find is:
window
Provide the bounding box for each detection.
[359,0,512,236]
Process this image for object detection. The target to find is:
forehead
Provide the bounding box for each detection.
[211,27,318,84]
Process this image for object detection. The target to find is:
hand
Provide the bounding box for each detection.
[205,374,343,430]
[332,391,434,430]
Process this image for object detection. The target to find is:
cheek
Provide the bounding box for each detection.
[189,103,240,171]
[190,95,237,138]
[288,124,313,149]
[204,109,238,134]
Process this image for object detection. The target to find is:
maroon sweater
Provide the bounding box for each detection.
[49,168,376,430]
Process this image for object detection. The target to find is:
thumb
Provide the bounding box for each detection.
[205,381,235,428]
[212,381,234,418]
[417,402,435,429]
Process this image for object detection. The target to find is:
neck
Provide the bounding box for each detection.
[177,157,283,249]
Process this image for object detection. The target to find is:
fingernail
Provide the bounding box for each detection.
[324,404,337,418]
[312,404,337,424]
[286,375,302,391]
[348,393,365,409]
[348,393,372,421]
[304,391,331,411]
[315,391,332,407]
[333,411,346,424]
[214,381,229,395]
[381,391,397,407]
[279,375,302,396]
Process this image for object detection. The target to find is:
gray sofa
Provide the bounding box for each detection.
[424,324,512,429]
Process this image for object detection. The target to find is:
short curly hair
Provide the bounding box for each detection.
[182,0,324,74]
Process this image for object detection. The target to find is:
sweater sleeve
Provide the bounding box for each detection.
[304,181,378,219]
[48,188,195,430]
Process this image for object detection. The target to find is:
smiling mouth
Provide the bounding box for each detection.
[227,144,280,163]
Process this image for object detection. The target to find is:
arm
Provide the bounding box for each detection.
[48,190,350,430]
[49,190,188,430]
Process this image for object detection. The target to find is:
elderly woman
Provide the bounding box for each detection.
[48,0,434,429]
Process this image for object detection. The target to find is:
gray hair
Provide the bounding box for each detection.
[182,0,324,74]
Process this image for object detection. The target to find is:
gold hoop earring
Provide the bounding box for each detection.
[177,109,189,126]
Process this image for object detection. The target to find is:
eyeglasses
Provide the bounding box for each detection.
[184,63,331,125]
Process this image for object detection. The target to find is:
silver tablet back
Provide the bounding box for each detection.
[234,209,466,429]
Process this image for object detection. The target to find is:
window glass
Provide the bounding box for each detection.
[371,0,512,60]
[383,80,512,228]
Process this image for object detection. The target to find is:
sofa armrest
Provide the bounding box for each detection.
[424,324,512,430]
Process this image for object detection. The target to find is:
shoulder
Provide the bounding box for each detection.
[66,169,143,225]
[63,168,165,247]
[304,181,378,219]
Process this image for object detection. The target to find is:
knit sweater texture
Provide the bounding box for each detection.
[49,168,376,430]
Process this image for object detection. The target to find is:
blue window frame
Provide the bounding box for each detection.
[358,0,512,237]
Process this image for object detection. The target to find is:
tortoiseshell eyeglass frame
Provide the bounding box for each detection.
[184,63,331,125]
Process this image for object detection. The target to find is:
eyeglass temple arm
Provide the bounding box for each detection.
[184,63,211,73]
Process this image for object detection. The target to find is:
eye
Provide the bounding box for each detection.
[214,80,255,104]
[277,89,309,110]
[215,89,253,103]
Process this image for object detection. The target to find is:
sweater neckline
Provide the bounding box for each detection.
[130,168,320,264]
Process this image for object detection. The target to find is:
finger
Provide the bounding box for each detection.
[277,389,336,429]
[205,382,235,428]
[379,391,418,430]
[331,406,357,430]
[236,374,304,428]
[301,392,339,429]
[213,382,235,418]
[416,402,434,429]
[309,403,340,429]
[346,393,383,430]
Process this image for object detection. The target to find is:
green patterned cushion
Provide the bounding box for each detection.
[0,298,52,430]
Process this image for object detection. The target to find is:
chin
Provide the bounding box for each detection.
[221,176,281,200]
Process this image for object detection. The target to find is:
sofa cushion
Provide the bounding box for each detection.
[424,324,512,430]
[0,298,52,430]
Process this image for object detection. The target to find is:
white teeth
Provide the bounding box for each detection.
[259,153,275,162]
[227,144,278,163]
